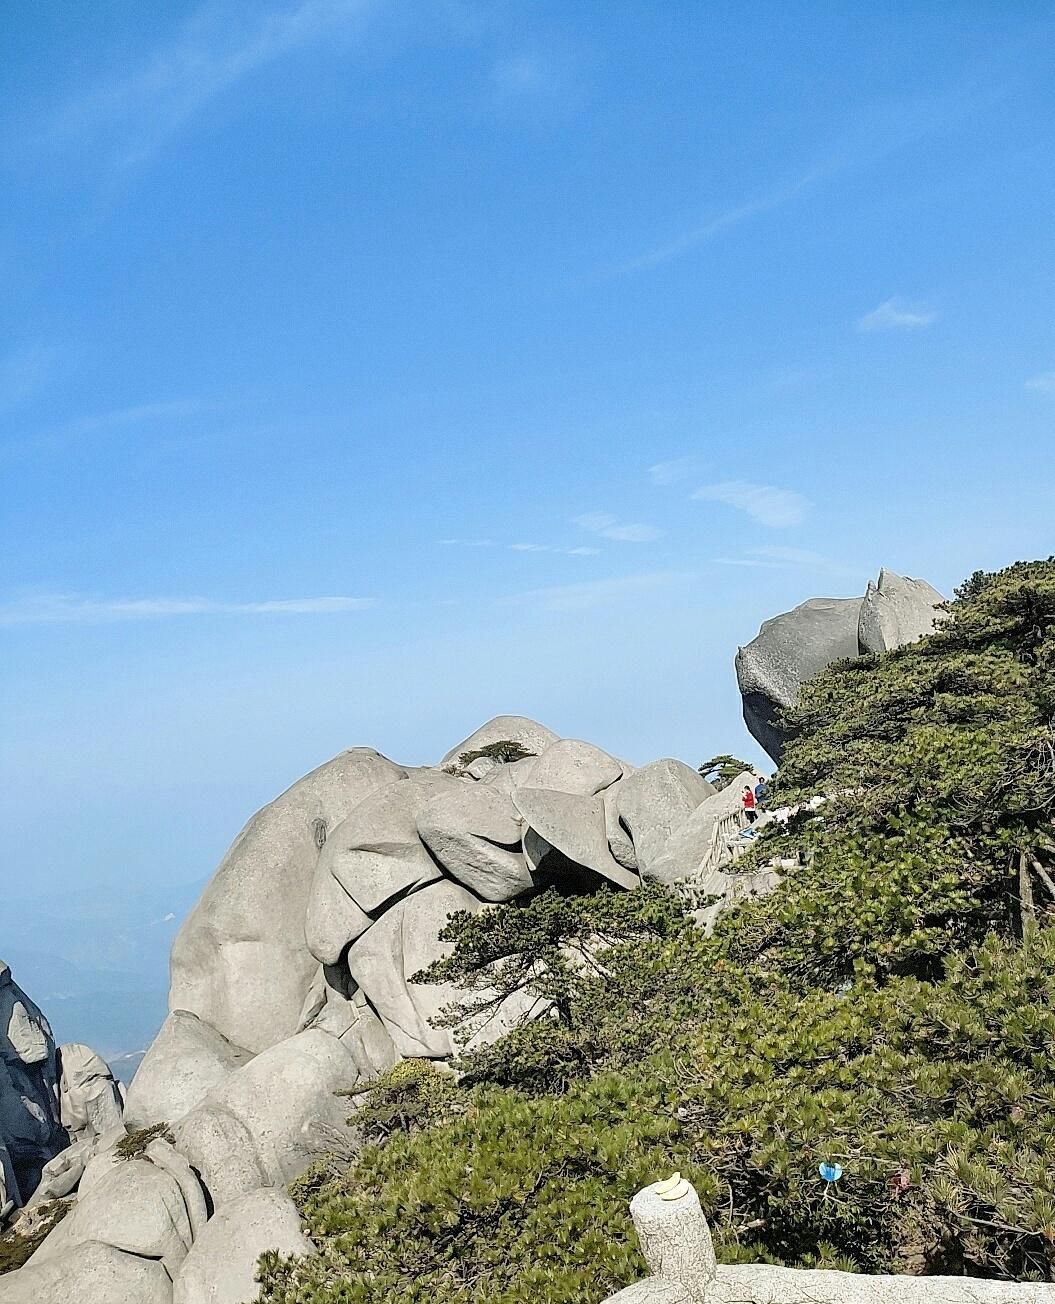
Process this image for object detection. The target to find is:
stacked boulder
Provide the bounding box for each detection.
[736,568,945,762]
[1,962,66,1218]
[4,716,768,1304]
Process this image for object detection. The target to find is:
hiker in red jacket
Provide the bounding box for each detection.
[742,784,757,824]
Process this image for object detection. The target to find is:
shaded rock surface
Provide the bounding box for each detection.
[0,963,66,1213]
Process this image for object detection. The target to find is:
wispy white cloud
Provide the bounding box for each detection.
[509,542,601,556]
[1025,370,1055,394]
[69,398,221,433]
[508,572,690,613]
[573,512,663,543]
[692,480,810,528]
[648,456,705,487]
[855,297,939,332]
[36,0,376,167]
[0,593,374,627]
[615,166,826,276]
[440,538,599,556]
[713,546,859,578]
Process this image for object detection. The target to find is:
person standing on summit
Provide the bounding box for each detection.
[742,784,757,824]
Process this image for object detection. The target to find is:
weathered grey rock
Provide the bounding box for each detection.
[440,716,559,767]
[417,784,533,902]
[736,596,862,762]
[512,788,640,890]
[172,1186,314,1304]
[859,568,945,655]
[170,748,408,1055]
[57,1044,123,1143]
[0,962,65,1211]
[346,879,485,1058]
[617,761,715,873]
[603,783,639,870]
[646,773,757,885]
[296,969,400,1080]
[710,1267,1055,1302]
[0,1238,173,1304]
[172,1028,358,1208]
[481,754,540,795]
[27,1138,95,1205]
[528,739,623,796]
[32,1143,201,1277]
[312,772,456,929]
[124,1010,252,1130]
[466,755,501,780]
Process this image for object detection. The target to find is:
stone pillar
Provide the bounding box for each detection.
[628,1176,716,1302]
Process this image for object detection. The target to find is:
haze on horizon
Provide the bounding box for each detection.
[3,0,1055,910]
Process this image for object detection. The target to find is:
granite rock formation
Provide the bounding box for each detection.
[5,715,754,1303]
[735,567,945,763]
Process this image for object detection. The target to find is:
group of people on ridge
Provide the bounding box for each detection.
[742,776,767,824]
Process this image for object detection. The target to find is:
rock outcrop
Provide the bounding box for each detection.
[6,713,774,1301]
[0,963,66,1213]
[736,568,945,762]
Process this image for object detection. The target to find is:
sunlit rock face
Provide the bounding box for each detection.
[736,568,945,763]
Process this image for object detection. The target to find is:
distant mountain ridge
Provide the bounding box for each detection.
[0,876,205,1077]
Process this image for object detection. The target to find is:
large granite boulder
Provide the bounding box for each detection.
[646,772,758,885]
[169,748,407,1055]
[172,1187,314,1304]
[736,596,862,763]
[512,788,640,890]
[859,567,945,655]
[123,1011,252,1130]
[57,1044,123,1143]
[616,761,715,874]
[417,784,532,902]
[0,1238,173,1304]
[0,962,65,1211]
[528,739,624,796]
[346,879,486,1058]
[736,570,946,763]
[31,1139,205,1279]
[172,1028,358,1208]
[441,716,560,767]
[307,772,453,926]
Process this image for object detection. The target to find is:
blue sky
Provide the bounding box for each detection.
[3,1,1055,899]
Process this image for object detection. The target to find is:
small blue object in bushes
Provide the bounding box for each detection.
[818,1162,843,1183]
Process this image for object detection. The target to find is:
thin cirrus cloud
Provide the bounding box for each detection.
[32,0,376,167]
[440,539,600,556]
[692,481,811,529]
[648,456,704,487]
[615,165,827,276]
[573,512,664,543]
[855,297,939,332]
[713,546,860,579]
[1025,371,1055,394]
[0,593,374,627]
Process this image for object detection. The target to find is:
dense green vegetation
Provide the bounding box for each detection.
[259,559,1055,1303]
